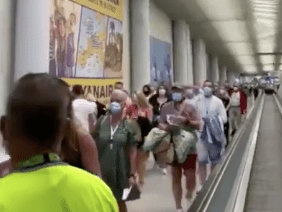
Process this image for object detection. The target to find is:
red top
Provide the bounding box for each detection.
[240,90,247,114]
[126,104,153,120]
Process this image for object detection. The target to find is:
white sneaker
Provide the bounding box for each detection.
[176,209,183,212]
[162,168,167,175]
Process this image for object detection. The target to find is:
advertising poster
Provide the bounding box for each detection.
[49,0,123,104]
[150,36,173,85]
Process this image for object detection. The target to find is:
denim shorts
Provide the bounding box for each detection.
[196,140,223,165]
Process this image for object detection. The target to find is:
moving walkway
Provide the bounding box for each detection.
[189,91,282,212]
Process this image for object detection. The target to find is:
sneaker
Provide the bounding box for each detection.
[162,168,167,175]
[176,209,183,212]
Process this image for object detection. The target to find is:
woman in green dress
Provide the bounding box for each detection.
[93,90,137,212]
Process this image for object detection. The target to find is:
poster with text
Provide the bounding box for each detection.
[150,36,173,85]
[49,0,124,104]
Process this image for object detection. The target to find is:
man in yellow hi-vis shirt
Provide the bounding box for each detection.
[0,73,118,212]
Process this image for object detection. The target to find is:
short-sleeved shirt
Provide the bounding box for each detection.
[197,96,227,122]
[0,164,118,212]
[159,101,200,130]
[126,104,153,120]
[159,102,182,125]
[95,114,137,201]
[230,92,240,107]
[123,96,133,118]
[72,99,97,132]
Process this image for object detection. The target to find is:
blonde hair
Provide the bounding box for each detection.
[134,91,151,109]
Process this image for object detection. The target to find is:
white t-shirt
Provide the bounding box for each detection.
[72,99,98,132]
[230,92,240,107]
[197,95,227,144]
[197,95,227,125]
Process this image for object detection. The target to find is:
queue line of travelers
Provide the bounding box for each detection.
[0,73,251,212]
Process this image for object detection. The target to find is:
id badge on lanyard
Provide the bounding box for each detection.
[110,124,119,150]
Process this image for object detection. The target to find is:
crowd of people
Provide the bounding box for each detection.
[0,73,255,212]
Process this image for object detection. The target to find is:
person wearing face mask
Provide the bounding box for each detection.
[148,85,170,174]
[229,85,246,137]
[196,80,227,190]
[185,86,197,107]
[149,85,170,127]
[93,90,137,212]
[215,87,231,147]
[126,92,153,187]
[142,84,152,98]
[158,85,201,211]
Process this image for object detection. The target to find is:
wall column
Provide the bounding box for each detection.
[14,0,50,81]
[210,56,219,84]
[173,20,188,84]
[193,39,207,85]
[131,0,150,92]
[219,66,227,84]
[227,71,236,84]
[0,0,15,155]
[186,24,193,85]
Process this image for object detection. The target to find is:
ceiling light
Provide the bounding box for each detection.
[260,55,275,64]
[263,64,274,71]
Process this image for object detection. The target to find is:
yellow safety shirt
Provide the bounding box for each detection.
[0,153,118,212]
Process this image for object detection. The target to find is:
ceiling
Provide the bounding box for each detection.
[152,0,282,74]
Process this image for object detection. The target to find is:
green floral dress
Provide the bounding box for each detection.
[95,114,136,201]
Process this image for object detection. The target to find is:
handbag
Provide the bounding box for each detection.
[167,129,197,164]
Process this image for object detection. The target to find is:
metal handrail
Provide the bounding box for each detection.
[226,94,265,212]
[188,92,264,212]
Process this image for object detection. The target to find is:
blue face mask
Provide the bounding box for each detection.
[110,101,122,114]
[172,93,182,102]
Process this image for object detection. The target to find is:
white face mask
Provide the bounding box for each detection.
[203,87,213,97]
[172,92,182,102]
[159,89,166,95]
